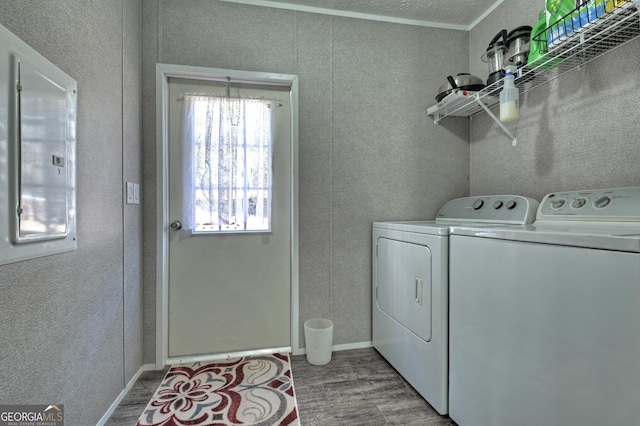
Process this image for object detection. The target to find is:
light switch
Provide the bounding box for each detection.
[126,182,134,204]
[133,183,140,205]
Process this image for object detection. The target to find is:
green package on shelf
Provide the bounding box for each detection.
[528,9,564,70]
[546,0,575,45]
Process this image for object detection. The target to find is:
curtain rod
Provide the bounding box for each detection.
[226,76,283,106]
[180,92,283,107]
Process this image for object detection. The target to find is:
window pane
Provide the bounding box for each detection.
[185,96,273,233]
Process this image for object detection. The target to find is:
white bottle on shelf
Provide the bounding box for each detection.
[500,66,519,122]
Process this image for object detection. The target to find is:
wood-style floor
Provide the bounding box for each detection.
[106,347,456,425]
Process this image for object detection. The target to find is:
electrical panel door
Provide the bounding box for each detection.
[15,57,70,242]
[0,23,77,265]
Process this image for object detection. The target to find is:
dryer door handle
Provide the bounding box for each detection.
[415,277,423,306]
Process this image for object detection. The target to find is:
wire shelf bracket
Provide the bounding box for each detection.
[476,100,517,146]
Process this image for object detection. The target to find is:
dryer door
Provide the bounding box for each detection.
[376,237,432,342]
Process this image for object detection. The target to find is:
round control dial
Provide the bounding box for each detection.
[505,200,517,210]
[571,198,587,209]
[472,199,484,210]
[550,198,566,209]
[594,195,612,209]
[493,200,503,209]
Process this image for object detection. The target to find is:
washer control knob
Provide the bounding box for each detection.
[493,200,503,209]
[505,200,517,210]
[571,198,587,209]
[550,199,566,209]
[472,199,484,210]
[594,195,612,209]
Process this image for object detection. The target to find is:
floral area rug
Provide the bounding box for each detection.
[136,353,299,426]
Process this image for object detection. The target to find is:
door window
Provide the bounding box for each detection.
[181,95,274,233]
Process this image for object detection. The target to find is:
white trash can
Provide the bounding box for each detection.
[304,318,334,365]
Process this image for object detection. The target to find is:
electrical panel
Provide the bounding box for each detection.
[0,23,77,265]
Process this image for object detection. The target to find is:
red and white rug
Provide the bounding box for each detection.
[136,353,299,426]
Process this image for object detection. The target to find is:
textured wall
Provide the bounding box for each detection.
[142,0,160,368]
[142,0,470,361]
[123,1,144,384]
[0,1,143,424]
[469,0,640,199]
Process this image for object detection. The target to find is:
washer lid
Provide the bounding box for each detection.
[450,223,640,253]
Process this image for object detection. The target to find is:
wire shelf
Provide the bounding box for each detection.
[427,1,640,122]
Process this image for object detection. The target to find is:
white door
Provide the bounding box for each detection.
[167,78,291,358]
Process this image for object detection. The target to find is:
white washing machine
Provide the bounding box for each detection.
[372,195,539,415]
[449,186,640,426]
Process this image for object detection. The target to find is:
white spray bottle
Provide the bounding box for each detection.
[500,65,519,122]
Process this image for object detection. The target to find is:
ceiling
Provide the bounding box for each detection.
[219,0,504,30]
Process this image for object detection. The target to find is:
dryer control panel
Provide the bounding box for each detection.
[435,195,539,225]
[538,187,640,222]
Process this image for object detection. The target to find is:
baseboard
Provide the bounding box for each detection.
[296,340,372,355]
[334,340,373,352]
[96,363,156,426]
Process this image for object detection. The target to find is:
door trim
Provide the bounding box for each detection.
[155,63,300,368]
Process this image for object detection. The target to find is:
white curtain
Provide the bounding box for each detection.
[180,94,275,233]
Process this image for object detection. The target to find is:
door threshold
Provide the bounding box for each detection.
[167,346,293,365]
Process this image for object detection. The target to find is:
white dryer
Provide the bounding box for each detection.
[449,186,640,426]
[372,195,539,415]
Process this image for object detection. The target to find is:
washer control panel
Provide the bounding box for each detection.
[436,195,539,224]
[538,187,640,221]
